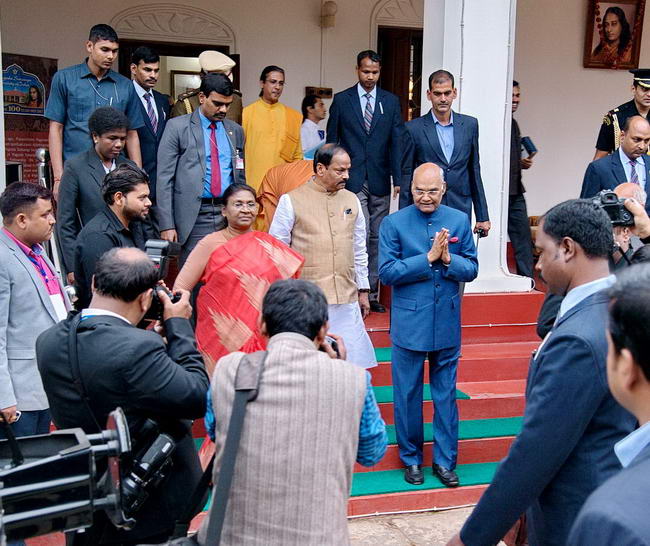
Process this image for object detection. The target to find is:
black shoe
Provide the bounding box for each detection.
[370,301,386,313]
[404,464,424,485]
[433,464,459,488]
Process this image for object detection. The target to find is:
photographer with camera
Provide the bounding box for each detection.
[197,279,386,545]
[36,247,209,545]
[74,163,155,309]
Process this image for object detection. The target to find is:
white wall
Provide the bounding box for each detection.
[2,0,649,217]
[0,0,379,114]
[513,0,650,215]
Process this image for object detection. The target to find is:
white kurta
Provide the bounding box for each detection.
[270,193,378,368]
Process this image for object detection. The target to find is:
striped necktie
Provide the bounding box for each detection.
[144,93,158,134]
[364,93,373,133]
[629,159,640,185]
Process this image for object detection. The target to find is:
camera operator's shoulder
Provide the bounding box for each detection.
[212,351,246,384]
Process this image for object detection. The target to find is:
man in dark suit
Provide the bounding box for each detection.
[326,50,404,312]
[57,106,136,281]
[130,46,170,213]
[37,246,208,545]
[581,115,650,213]
[508,80,535,278]
[379,163,478,487]
[447,200,636,546]
[401,70,490,238]
[569,263,650,545]
[157,73,245,264]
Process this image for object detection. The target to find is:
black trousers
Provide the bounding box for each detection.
[507,194,534,278]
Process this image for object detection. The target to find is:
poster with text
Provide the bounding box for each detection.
[3,53,57,183]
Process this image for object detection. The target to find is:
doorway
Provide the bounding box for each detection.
[377,27,423,121]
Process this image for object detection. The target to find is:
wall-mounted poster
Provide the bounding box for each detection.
[2,53,57,183]
[584,0,646,69]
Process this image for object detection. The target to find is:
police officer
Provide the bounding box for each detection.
[170,50,243,124]
[594,68,650,160]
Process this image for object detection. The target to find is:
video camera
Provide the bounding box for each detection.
[592,190,635,227]
[144,239,182,321]
[0,409,178,543]
[0,409,132,542]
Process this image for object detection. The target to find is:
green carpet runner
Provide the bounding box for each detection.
[351,462,500,496]
[373,385,470,403]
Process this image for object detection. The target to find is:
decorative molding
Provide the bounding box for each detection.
[370,0,423,46]
[111,4,236,50]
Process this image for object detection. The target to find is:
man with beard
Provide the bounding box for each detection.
[157,73,246,264]
[74,164,153,308]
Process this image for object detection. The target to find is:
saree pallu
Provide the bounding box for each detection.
[195,231,304,372]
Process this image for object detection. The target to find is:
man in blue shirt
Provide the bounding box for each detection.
[45,24,144,197]
[156,73,245,264]
[401,70,490,237]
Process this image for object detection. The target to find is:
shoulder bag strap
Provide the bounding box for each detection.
[66,312,103,433]
[204,350,267,544]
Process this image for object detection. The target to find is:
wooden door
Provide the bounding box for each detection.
[377,27,423,121]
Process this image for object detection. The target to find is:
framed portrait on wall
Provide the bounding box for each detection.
[584,0,646,69]
[170,70,202,97]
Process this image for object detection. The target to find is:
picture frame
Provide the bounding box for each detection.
[584,0,646,69]
[170,70,202,98]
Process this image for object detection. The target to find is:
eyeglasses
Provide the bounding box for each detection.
[413,189,441,197]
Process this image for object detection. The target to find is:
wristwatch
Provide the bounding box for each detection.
[358,289,370,293]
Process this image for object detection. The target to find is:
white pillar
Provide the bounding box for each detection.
[422,0,532,292]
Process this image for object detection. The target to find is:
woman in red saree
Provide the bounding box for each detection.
[174,183,304,375]
[175,183,304,463]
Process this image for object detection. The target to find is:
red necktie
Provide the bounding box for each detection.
[209,122,222,197]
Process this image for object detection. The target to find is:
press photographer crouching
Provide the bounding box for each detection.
[35,247,209,545]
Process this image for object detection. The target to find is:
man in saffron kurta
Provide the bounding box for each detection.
[242,66,302,193]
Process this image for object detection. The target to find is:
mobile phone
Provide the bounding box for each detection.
[323,335,340,358]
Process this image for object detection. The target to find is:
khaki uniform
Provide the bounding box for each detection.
[170,89,243,125]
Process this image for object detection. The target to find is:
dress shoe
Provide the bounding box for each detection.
[404,464,424,485]
[433,464,459,488]
[370,301,386,313]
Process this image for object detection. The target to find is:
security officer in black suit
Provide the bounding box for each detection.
[594,68,650,160]
[36,247,209,545]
